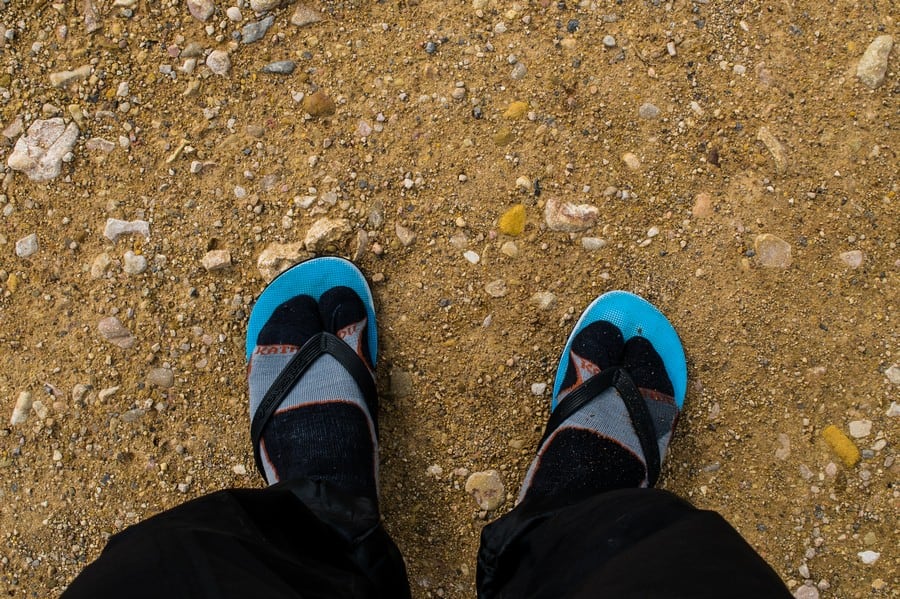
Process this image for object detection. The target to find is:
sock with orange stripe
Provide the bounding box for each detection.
[247,287,378,503]
[518,322,680,505]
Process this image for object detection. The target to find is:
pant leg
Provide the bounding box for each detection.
[477,488,791,599]
[62,478,410,599]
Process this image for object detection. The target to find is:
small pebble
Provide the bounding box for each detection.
[262,60,296,75]
[638,103,660,119]
[291,5,323,27]
[856,35,893,89]
[395,223,416,247]
[602,35,616,48]
[206,50,231,76]
[122,251,147,275]
[302,90,336,117]
[15,234,38,258]
[10,391,33,426]
[186,0,215,21]
[857,550,880,564]
[484,279,507,298]
[544,197,598,232]
[241,15,275,44]
[839,250,864,269]
[530,291,557,310]
[498,204,526,236]
[510,62,527,80]
[304,218,351,252]
[500,241,519,258]
[581,237,606,251]
[147,368,175,389]
[754,234,792,268]
[232,464,248,475]
[226,6,242,21]
[531,383,547,396]
[463,250,480,264]
[621,152,641,170]
[884,365,900,385]
[202,249,232,271]
[848,420,872,438]
[793,584,819,599]
[98,316,136,349]
[465,470,505,510]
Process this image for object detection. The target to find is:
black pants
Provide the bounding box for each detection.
[63,479,791,598]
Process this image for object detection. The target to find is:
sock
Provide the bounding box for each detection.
[518,323,680,505]
[247,288,378,503]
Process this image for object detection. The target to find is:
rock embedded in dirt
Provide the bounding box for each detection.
[638,102,660,119]
[484,279,507,298]
[241,15,275,44]
[465,470,505,510]
[250,0,284,12]
[302,90,336,117]
[304,217,351,252]
[756,126,788,174]
[886,365,900,385]
[848,420,872,438]
[857,550,880,564]
[510,62,527,80]
[838,250,863,269]
[602,35,616,48]
[15,234,38,258]
[692,192,713,217]
[90,253,111,278]
[856,35,893,89]
[261,60,296,74]
[49,65,92,87]
[257,242,308,281]
[544,196,599,232]
[147,368,175,389]
[186,0,215,21]
[201,249,232,271]
[291,4,322,26]
[104,218,150,242]
[530,291,557,310]
[226,6,242,20]
[621,152,641,170]
[581,237,606,251]
[10,391,33,425]
[794,584,819,599]
[98,316,136,349]
[395,223,416,247]
[7,118,80,181]
[122,251,147,275]
[498,204,526,236]
[754,234,792,268]
[206,50,231,75]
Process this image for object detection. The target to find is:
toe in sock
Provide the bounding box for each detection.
[249,290,377,500]
[519,324,680,504]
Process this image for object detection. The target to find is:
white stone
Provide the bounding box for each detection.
[232,464,248,475]
[187,0,215,21]
[7,118,80,181]
[463,250,480,264]
[201,249,232,271]
[123,251,148,275]
[793,584,819,599]
[10,391,33,425]
[226,6,242,20]
[484,279,507,298]
[848,420,872,438]
[257,242,308,282]
[638,103,660,119]
[839,250,864,269]
[530,291,557,311]
[857,35,893,89]
[544,197,598,232]
[885,365,900,385]
[887,402,900,417]
[531,382,547,396]
[250,0,282,11]
[305,218,351,252]
[291,5,322,26]
[90,253,111,279]
[104,218,150,242]
[621,152,641,170]
[857,550,880,564]
[98,317,135,349]
[754,234,792,268]
[15,234,38,258]
[206,50,231,76]
[395,223,416,247]
[581,237,606,251]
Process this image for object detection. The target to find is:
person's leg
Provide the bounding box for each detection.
[476,292,791,598]
[64,259,410,599]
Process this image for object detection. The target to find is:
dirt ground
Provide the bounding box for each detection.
[0,0,897,596]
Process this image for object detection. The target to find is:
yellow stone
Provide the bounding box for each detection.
[499,204,526,236]
[493,128,515,146]
[503,101,528,119]
[821,425,860,467]
[6,273,19,292]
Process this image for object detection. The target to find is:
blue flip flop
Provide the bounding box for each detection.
[543,291,687,487]
[246,256,377,364]
[246,256,379,479]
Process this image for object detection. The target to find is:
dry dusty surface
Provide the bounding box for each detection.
[0,0,897,596]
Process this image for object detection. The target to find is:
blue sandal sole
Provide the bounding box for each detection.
[551,291,687,410]
[245,257,378,365]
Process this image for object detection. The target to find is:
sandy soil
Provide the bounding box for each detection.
[0,0,897,596]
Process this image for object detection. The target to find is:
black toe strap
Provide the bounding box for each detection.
[250,332,378,479]
[540,367,662,486]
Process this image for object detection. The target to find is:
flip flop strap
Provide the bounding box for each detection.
[541,367,662,487]
[250,332,378,479]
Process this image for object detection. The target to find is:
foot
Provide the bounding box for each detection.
[517,321,680,505]
[247,286,378,503]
